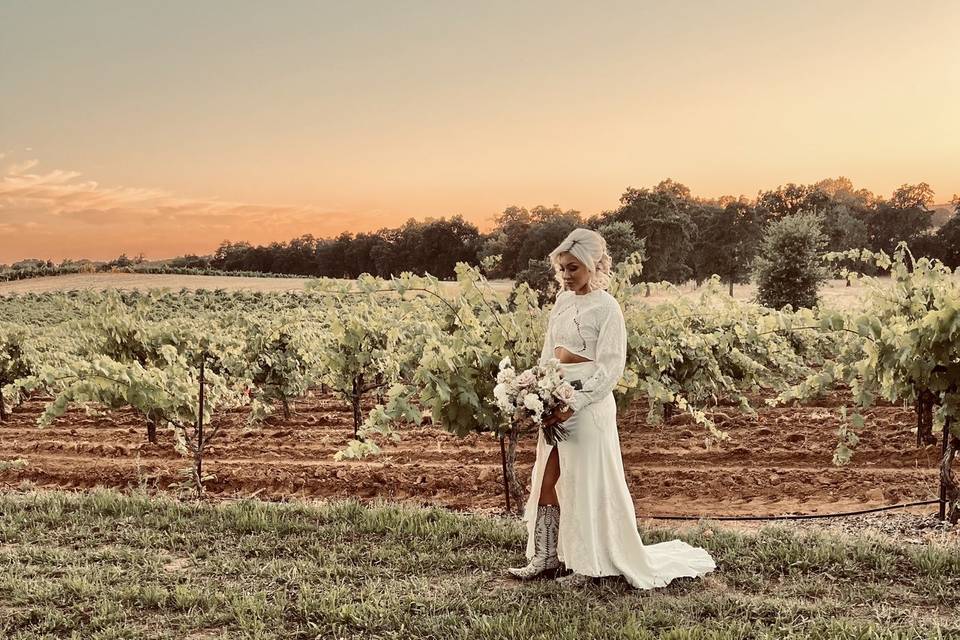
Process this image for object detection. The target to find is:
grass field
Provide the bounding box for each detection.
[0,490,957,639]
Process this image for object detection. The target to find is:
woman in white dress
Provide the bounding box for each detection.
[507,227,717,588]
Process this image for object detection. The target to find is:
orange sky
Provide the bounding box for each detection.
[1,1,958,263]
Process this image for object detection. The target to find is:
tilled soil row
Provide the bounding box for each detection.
[0,389,942,518]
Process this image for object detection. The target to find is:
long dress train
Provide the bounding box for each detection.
[521,359,716,589]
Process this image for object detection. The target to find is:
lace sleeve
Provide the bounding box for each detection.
[566,298,627,413]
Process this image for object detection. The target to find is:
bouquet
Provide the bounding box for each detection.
[493,356,581,446]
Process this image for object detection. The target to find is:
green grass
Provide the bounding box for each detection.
[0,490,957,639]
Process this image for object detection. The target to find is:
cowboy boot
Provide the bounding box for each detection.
[507,504,561,579]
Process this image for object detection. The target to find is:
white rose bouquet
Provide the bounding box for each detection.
[493,356,580,445]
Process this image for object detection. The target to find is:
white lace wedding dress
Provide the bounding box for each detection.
[522,288,716,589]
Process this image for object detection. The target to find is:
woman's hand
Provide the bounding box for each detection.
[543,405,574,428]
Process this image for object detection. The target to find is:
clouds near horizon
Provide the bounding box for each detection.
[0,156,396,262]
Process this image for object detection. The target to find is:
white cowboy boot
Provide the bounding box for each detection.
[508,504,561,579]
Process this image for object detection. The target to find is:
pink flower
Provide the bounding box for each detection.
[515,370,536,388]
[554,382,576,404]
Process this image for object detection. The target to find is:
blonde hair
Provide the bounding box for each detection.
[548,228,613,294]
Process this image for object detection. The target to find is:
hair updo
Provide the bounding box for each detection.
[547,228,613,295]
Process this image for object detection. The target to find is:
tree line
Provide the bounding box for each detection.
[202,177,959,285]
[8,177,958,286]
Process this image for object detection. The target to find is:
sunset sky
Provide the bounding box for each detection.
[1,0,958,263]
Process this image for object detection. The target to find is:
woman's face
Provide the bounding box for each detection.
[557,253,591,294]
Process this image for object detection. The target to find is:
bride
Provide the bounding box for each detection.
[507,227,717,588]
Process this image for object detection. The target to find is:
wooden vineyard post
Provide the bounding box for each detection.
[196,355,205,498]
[500,435,511,514]
[500,425,525,515]
[917,388,936,448]
[940,415,947,520]
[350,375,364,442]
[939,416,958,523]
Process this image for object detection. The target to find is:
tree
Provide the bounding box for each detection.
[756,183,832,223]
[275,234,320,275]
[753,212,829,310]
[593,220,645,265]
[756,179,879,257]
[328,232,355,278]
[813,177,877,208]
[108,253,134,269]
[692,200,761,295]
[369,227,401,278]
[170,254,211,269]
[344,232,381,278]
[416,216,482,279]
[479,205,581,278]
[935,195,960,268]
[521,206,582,271]
[212,241,254,271]
[823,203,871,252]
[478,206,533,278]
[514,258,557,306]
[866,183,935,256]
[609,179,696,284]
[890,182,935,211]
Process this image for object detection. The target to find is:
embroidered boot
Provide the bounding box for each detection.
[507,504,561,579]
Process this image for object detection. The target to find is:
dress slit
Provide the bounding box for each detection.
[521,359,716,589]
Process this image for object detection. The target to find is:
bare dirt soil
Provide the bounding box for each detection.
[0,388,943,522]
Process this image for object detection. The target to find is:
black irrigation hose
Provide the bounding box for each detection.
[637,499,943,521]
